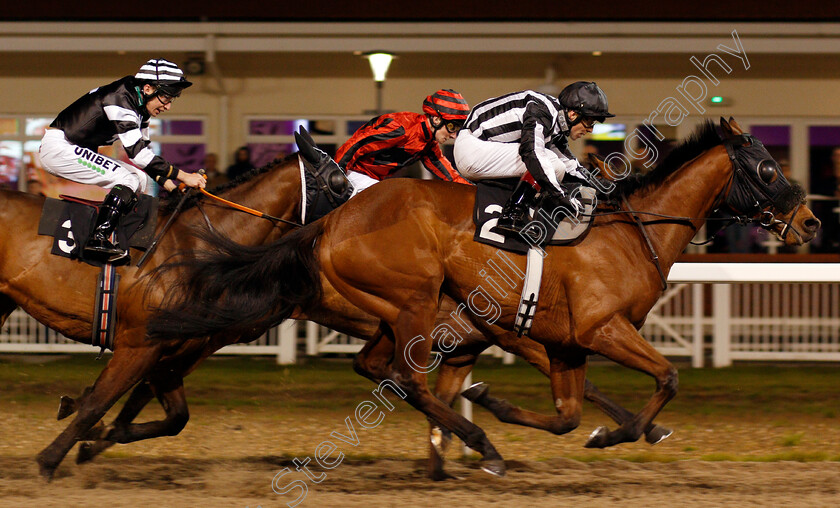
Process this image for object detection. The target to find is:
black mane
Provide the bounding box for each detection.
[159,152,300,214]
[611,121,722,197]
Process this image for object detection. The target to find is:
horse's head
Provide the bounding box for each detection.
[718,117,820,245]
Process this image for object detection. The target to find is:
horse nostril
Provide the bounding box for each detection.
[804,217,821,232]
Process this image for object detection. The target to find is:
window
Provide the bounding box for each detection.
[245,116,369,169]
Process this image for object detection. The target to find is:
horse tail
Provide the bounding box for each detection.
[147,221,324,341]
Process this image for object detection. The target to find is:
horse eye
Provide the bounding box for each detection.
[756,159,779,184]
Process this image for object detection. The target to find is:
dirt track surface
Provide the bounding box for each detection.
[1,455,839,507]
[3,358,839,507]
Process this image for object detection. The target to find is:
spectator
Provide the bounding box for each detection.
[202,152,228,188]
[226,146,255,181]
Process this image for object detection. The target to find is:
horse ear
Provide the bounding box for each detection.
[728,117,744,135]
[719,117,733,137]
[295,126,328,167]
[588,153,618,181]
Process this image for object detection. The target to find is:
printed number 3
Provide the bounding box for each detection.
[58,219,76,254]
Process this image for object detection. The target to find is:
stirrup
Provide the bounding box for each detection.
[490,218,528,236]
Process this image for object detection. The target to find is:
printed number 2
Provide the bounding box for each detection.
[478,204,505,243]
[58,219,76,254]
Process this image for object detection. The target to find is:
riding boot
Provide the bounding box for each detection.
[490,174,540,237]
[84,185,136,263]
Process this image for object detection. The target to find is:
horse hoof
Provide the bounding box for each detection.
[57,396,76,420]
[645,425,673,445]
[36,454,57,482]
[430,425,452,456]
[77,442,96,464]
[480,458,506,477]
[584,426,610,448]
[430,468,458,481]
[461,382,489,402]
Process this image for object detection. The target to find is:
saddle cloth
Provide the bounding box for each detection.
[37,195,158,267]
[472,180,597,254]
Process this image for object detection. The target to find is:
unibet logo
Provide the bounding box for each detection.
[77,158,106,175]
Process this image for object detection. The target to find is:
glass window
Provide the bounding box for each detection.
[25,118,52,137]
[161,143,205,171]
[249,143,301,168]
[0,118,19,136]
[808,126,840,253]
[346,120,369,135]
[0,140,22,190]
[157,119,203,136]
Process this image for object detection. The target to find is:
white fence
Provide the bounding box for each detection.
[2,263,839,368]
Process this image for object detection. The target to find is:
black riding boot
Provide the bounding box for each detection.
[490,179,539,237]
[84,185,136,263]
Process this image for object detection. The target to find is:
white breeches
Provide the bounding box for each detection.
[453,129,582,192]
[39,129,149,194]
[347,170,380,198]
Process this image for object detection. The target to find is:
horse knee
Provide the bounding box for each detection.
[548,401,581,435]
[661,367,679,397]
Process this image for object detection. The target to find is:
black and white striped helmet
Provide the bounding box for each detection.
[135,58,192,96]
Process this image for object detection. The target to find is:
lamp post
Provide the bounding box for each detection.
[362,51,394,115]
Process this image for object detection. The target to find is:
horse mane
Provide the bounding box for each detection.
[611,120,721,197]
[159,152,300,214]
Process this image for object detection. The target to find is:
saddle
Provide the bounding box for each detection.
[295,126,354,224]
[473,179,598,254]
[37,194,158,267]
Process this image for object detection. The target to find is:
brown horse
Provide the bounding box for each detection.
[1,151,650,480]
[151,118,820,476]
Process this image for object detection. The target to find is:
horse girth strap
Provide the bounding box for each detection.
[621,197,668,292]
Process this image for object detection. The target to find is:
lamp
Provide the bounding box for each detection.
[361,51,394,114]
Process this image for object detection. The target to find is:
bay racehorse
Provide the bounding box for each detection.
[1,151,650,480]
[150,118,820,476]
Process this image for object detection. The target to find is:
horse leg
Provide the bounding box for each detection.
[0,293,15,327]
[428,357,477,481]
[388,305,506,476]
[352,327,393,384]
[36,342,162,480]
[75,380,155,463]
[462,349,588,436]
[76,346,217,463]
[581,314,678,448]
[492,331,671,444]
[584,379,671,444]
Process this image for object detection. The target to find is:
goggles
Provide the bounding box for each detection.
[443,120,464,134]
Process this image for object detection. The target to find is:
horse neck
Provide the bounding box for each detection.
[625,146,732,267]
[185,157,302,245]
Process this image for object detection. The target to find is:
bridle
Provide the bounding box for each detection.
[719,133,806,244]
[593,132,808,291]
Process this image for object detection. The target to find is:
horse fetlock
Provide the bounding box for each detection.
[430,425,452,455]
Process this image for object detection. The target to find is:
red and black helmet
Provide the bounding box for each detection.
[422,89,469,121]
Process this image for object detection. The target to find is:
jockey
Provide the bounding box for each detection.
[454,82,614,236]
[39,58,207,263]
[336,89,471,196]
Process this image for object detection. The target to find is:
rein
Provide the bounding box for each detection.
[197,188,303,228]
